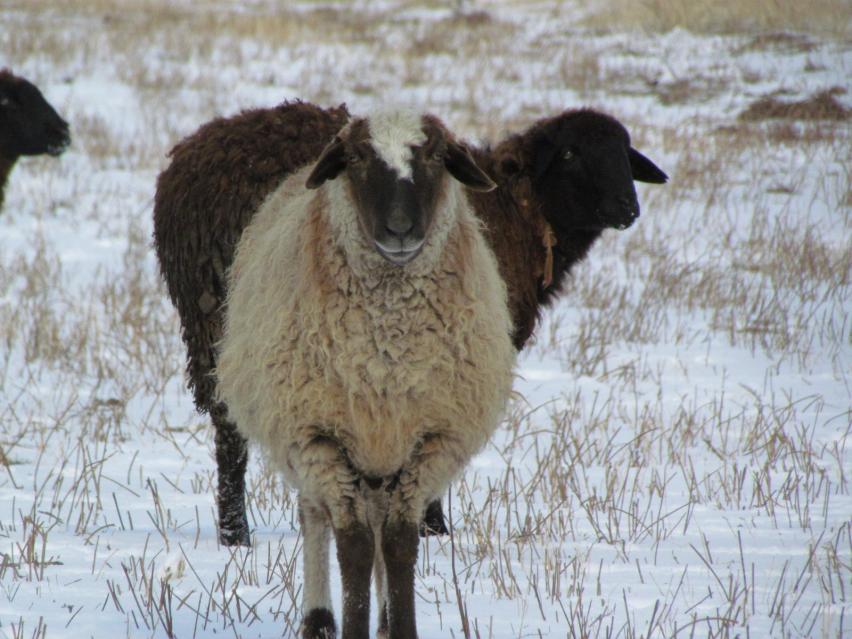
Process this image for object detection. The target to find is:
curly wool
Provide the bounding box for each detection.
[216,164,515,489]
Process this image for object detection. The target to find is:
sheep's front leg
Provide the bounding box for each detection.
[384,434,466,639]
[299,497,335,639]
[381,517,419,639]
[297,433,373,639]
[333,521,374,639]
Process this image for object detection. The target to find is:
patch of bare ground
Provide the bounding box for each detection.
[650,76,730,106]
[579,0,851,35]
[737,31,817,53]
[739,87,850,121]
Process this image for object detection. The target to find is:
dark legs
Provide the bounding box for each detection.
[420,499,448,537]
[334,522,374,639]
[381,519,420,639]
[211,403,250,546]
[211,395,444,548]
[302,609,336,639]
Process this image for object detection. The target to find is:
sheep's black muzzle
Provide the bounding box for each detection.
[372,184,427,266]
[598,194,640,231]
[45,120,71,156]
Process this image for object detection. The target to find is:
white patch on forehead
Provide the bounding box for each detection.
[366,110,427,181]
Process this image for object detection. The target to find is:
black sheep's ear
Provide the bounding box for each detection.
[629,148,668,184]
[445,142,497,192]
[306,137,346,189]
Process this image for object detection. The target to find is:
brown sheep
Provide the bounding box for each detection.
[153,100,350,546]
[153,101,666,547]
[0,69,70,210]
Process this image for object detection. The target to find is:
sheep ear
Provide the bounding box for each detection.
[629,148,668,184]
[445,142,497,192]
[306,138,346,189]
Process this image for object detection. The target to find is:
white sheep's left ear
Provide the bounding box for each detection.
[306,137,346,189]
[445,142,497,192]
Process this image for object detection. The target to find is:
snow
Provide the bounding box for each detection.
[1,1,849,638]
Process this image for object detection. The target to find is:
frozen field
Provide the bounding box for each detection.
[0,1,849,637]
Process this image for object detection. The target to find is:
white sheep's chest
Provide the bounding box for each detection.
[292,269,478,476]
[333,277,452,396]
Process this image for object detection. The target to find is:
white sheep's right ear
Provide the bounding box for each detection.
[445,142,497,192]
[306,137,346,189]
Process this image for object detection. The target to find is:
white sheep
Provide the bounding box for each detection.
[215,110,516,639]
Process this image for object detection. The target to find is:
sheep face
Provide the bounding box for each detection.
[0,70,70,159]
[307,112,495,266]
[502,110,667,234]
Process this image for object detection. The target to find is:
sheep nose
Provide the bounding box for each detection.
[617,195,638,212]
[385,209,414,239]
[615,195,639,221]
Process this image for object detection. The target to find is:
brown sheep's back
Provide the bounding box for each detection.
[153,101,350,410]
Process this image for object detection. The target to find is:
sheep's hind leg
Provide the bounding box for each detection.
[211,403,250,546]
[419,499,448,537]
[367,491,390,638]
[300,496,336,639]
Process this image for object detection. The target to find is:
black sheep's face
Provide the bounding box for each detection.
[0,72,71,159]
[506,110,667,234]
[306,113,495,266]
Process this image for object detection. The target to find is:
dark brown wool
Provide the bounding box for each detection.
[153,101,350,545]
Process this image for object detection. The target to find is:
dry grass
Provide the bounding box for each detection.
[579,0,852,36]
[739,87,850,121]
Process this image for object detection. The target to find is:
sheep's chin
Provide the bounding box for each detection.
[46,144,67,156]
[374,240,425,266]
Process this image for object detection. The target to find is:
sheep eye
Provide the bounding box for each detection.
[431,150,445,162]
[346,152,361,165]
[0,95,11,108]
[563,150,575,161]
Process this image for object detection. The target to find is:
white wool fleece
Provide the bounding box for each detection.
[216,161,515,508]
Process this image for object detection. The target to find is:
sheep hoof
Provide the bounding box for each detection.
[302,607,336,639]
[419,500,449,537]
[219,523,251,547]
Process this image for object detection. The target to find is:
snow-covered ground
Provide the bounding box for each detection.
[1,2,849,637]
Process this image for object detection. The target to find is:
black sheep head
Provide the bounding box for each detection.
[498,109,667,233]
[0,69,71,160]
